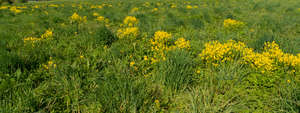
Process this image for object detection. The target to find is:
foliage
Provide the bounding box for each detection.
[0,0,300,112]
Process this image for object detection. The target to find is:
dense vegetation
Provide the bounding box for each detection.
[0,0,300,112]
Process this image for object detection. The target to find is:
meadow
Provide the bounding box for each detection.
[0,0,300,112]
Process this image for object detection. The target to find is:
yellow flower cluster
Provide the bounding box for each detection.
[152,8,158,12]
[117,27,139,39]
[24,29,53,44]
[9,6,22,13]
[123,16,138,27]
[223,19,245,29]
[243,52,274,73]
[171,4,177,8]
[130,7,139,13]
[23,37,41,43]
[199,40,300,73]
[143,2,150,7]
[48,4,59,8]
[150,31,190,63]
[91,5,103,9]
[175,38,190,49]
[96,16,105,21]
[17,6,27,9]
[150,31,173,62]
[93,13,109,23]
[93,12,99,17]
[33,5,39,9]
[186,5,198,9]
[117,16,139,39]
[0,6,8,10]
[70,13,87,23]
[199,40,247,64]
[41,29,53,39]
[95,16,109,23]
[43,57,56,70]
[263,42,300,68]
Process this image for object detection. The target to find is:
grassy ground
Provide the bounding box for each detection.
[0,0,300,112]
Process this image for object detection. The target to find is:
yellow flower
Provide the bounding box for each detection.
[43,58,56,70]
[196,70,201,74]
[43,64,49,70]
[152,8,158,12]
[144,56,148,61]
[48,4,59,7]
[143,2,150,7]
[171,4,176,8]
[223,19,245,29]
[150,31,174,63]
[23,37,41,43]
[0,6,8,10]
[48,61,53,65]
[154,100,160,104]
[41,29,53,39]
[175,37,190,49]
[123,16,138,27]
[17,6,27,9]
[117,27,139,39]
[130,7,139,13]
[70,13,87,23]
[199,40,245,64]
[287,80,291,83]
[33,5,39,9]
[199,40,299,73]
[9,6,22,13]
[93,12,99,17]
[130,61,135,67]
[186,5,193,9]
[71,13,80,20]
[96,16,105,21]
[80,55,84,59]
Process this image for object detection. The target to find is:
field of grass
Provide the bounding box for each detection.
[0,0,300,112]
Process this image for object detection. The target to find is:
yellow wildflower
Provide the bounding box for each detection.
[70,13,87,23]
[171,4,176,8]
[117,27,139,39]
[96,16,105,21]
[143,2,150,7]
[9,6,22,13]
[186,5,193,9]
[23,37,41,43]
[130,61,135,67]
[48,4,59,8]
[130,7,139,13]
[152,8,158,12]
[93,12,99,17]
[144,56,148,61]
[223,19,245,29]
[33,5,39,9]
[80,55,84,59]
[41,29,53,39]
[196,70,201,74]
[0,6,8,10]
[123,16,138,27]
[175,38,190,49]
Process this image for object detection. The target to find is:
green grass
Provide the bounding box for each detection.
[0,0,300,112]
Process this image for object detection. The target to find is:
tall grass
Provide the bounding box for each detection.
[0,0,299,112]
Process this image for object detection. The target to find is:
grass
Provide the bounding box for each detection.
[0,0,300,112]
